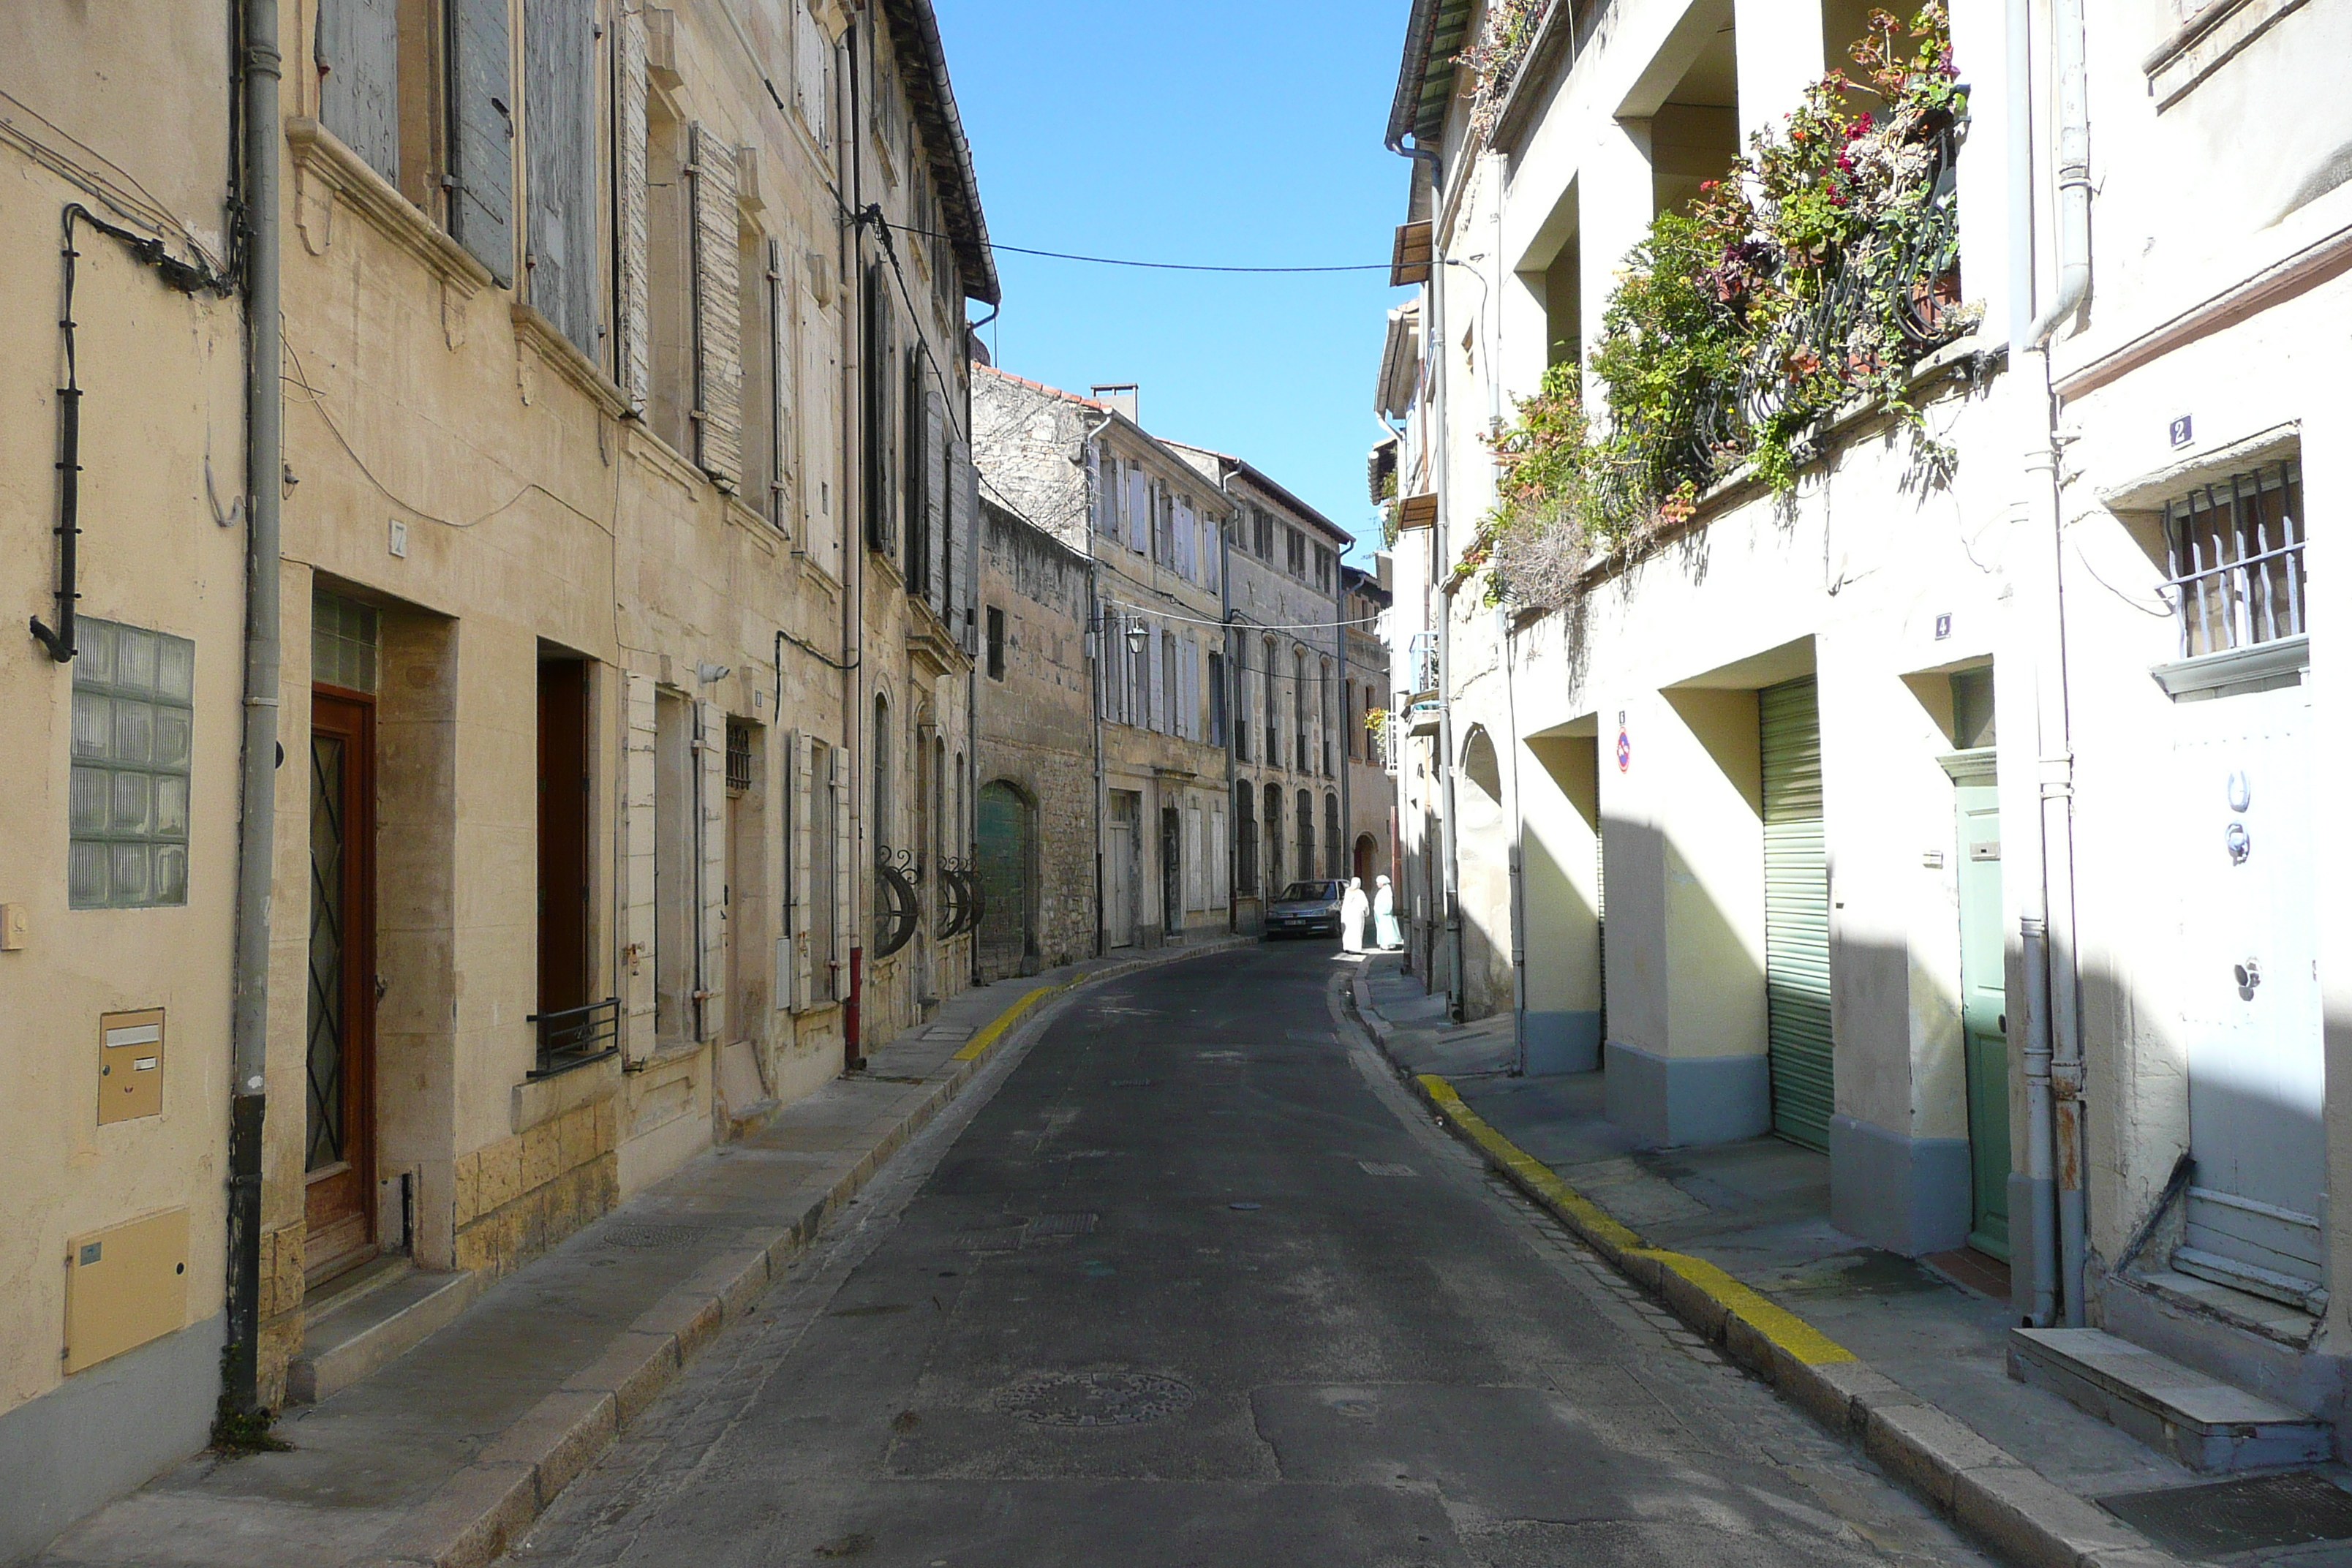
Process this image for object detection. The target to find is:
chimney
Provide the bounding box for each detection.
[1090,383,1139,424]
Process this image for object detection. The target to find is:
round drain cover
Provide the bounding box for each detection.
[998,1371,1194,1427]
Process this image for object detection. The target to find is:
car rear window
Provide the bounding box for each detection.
[1281,882,1336,900]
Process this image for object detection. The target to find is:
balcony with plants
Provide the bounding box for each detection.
[1457,7,1979,609]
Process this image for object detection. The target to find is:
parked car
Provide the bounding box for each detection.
[1265,879,1345,939]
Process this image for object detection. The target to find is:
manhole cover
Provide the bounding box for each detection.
[1359,1161,1418,1177]
[2101,1471,2352,1558]
[956,1229,1025,1251]
[599,1223,709,1248]
[1108,1077,1154,1088]
[1026,1212,1099,1237]
[998,1371,1194,1427]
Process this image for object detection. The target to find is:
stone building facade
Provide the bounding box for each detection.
[1170,445,1352,930]
[1341,561,1395,888]
[973,370,1233,950]
[974,497,1096,978]
[0,0,995,1551]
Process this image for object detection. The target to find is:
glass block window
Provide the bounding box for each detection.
[70,619,195,908]
[313,589,380,693]
[2164,459,2304,659]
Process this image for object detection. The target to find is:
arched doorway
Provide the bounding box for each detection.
[1354,833,1377,884]
[976,780,1032,980]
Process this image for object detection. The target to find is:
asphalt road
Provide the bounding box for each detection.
[513,942,1989,1567]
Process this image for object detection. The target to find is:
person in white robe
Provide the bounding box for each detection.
[1373,875,1403,951]
[1339,878,1371,954]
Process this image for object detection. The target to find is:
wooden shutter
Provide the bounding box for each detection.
[788,730,812,1009]
[863,264,894,554]
[1126,469,1147,553]
[613,7,650,412]
[768,234,792,525]
[831,743,851,986]
[924,391,947,614]
[901,353,927,590]
[448,0,516,284]
[526,0,597,353]
[317,0,401,182]
[1761,676,1832,1152]
[948,437,973,626]
[1174,496,1191,578]
[1147,627,1163,733]
[698,700,728,1041]
[794,2,826,136]
[621,673,659,1059]
[689,123,745,489]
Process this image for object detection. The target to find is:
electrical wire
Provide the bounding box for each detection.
[879,219,1390,275]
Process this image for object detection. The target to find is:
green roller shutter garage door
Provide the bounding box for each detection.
[1761,676,1832,1151]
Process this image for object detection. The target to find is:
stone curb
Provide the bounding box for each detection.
[1346,969,2188,1568]
[399,938,1250,1568]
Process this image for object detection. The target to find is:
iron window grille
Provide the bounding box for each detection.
[527,996,621,1079]
[2164,459,2304,660]
[725,718,753,797]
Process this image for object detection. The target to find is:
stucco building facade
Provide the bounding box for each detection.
[1382,0,2352,1450]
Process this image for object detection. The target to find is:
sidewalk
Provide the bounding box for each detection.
[1349,955,2246,1568]
[35,937,1247,1568]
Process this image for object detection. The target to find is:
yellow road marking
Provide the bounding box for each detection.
[1413,1073,1855,1367]
[951,984,1064,1062]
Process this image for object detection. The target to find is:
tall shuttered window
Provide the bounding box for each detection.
[1761,676,1832,1151]
[525,0,599,355]
[70,620,196,909]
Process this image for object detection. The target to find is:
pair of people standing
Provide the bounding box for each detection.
[1340,875,1401,954]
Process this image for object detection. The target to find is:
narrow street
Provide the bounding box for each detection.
[513,945,1987,1567]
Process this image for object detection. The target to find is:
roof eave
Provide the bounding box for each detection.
[875,0,1002,306]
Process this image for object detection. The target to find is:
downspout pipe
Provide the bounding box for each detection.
[1502,608,1528,1074]
[225,0,283,1422]
[2008,0,2091,1327]
[841,15,865,1064]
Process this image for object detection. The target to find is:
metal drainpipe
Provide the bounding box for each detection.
[1212,478,1240,932]
[2008,0,2092,1327]
[224,0,283,1420]
[1502,606,1527,1074]
[841,15,865,1064]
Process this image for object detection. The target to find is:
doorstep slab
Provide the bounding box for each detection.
[289,1268,486,1405]
[2010,1327,2332,1472]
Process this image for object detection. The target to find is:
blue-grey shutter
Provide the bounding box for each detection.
[1761,676,1832,1152]
[448,0,516,284]
[525,0,597,352]
[318,0,401,182]
[924,390,946,616]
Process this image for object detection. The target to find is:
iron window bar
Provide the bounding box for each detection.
[2162,459,2304,660]
[725,719,753,797]
[527,995,621,1079]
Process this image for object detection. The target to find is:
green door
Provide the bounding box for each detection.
[1761,677,1832,1151]
[976,783,1029,979]
[1956,781,2010,1258]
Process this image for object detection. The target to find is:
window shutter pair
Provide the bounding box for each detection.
[448,0,516,284]
[690,123,745,490]
[317,0,401,182]
[525,0,598,353]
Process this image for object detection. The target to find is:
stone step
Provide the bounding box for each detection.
[300,1251,412,1330]
[2009,1326,2332,1473]
[288,1265,484,1405]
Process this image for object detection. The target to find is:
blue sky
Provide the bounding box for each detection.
[932,0,1411,567]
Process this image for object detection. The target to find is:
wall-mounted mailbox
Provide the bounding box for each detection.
[98,1009,165,1125]
[64,1207,189,1373]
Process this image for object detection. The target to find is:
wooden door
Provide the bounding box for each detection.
[306,688,378,1283]
[1955,781,2010,1259]
[2179,688,2323,1298]
[538,660,592,1016]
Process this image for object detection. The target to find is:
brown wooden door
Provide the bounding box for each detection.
[538,660,592,1015]
[306,687,378,1284]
